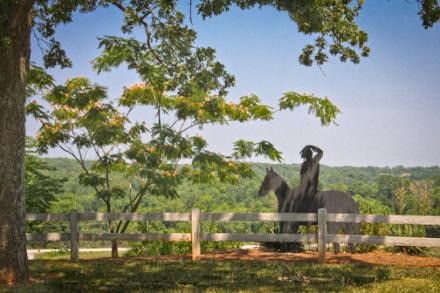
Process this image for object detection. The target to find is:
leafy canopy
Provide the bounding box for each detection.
[3,1,438,69]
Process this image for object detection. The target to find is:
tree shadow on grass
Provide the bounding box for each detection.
[22,259,399,292]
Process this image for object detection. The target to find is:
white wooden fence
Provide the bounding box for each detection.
[26,208,440,263]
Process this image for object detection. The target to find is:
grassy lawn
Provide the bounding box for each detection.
[3,258,440,292]
[34,251,113,260]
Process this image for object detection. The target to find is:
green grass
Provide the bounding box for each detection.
[424,247,440,258]
[34,251,113,260]
[3,259,440,292]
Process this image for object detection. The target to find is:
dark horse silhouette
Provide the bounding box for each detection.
[258,168,360,253]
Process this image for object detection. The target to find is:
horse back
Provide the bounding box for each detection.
[313,190,359,214]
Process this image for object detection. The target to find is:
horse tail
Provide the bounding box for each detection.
[344,221,360,235]
[352,222,361,235]
[351,198,361,235]
[347,203,361,235]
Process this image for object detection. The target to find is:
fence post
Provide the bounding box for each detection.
[69,210,79,262]
[318,208,327,264]
[191,208,201,261]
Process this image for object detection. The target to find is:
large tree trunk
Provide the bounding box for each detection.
[0,1,34,285]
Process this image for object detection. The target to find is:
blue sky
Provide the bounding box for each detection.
[28,1,440,167]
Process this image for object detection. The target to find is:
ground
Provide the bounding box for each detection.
[130,250,440,267]
[3,250,440,292]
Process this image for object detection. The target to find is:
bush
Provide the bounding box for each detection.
[124,240,241,256]
[124,241,191,256]
[386,224,428,255]
[353,194,391,252]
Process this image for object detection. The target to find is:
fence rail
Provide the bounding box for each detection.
[26,209,440,263]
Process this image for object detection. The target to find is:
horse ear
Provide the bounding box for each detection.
[266,167,269,173]
[270,167,273,172]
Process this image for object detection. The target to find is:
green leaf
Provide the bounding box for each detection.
[279,92,340,126]
[254,141,282,162]
[27,63,54,96]
[232,140,254,159]
[78,173,105,188]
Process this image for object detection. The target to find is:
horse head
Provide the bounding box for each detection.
[258,167,284,197]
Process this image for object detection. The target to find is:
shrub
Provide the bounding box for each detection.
[353,194,391,252]
[124,240,240,256]
[386,224,428,255]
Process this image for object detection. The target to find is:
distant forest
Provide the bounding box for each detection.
[28,157,440,216]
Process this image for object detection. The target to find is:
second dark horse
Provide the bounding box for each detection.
[258,168,360,253]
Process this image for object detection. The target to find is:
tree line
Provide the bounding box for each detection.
[27,155,440,217]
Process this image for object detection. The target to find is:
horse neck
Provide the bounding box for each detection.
[274,179,290,210]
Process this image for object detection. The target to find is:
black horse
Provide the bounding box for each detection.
[258,168,360,253]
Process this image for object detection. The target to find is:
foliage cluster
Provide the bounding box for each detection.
[3,1,439,68]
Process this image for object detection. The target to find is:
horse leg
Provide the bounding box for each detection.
[288,222,304,252]
[279,221,287,233]
[342,223,355,253]
[327,223,340,254]
[348,222,361,253]
[290,222,299,235]
[279,221,289,252]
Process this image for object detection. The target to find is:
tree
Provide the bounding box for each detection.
[1,0,439,285]
[375,174,411,207]
[28,67,339,256]
[0,1,34,285]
